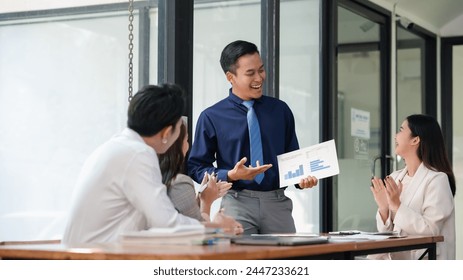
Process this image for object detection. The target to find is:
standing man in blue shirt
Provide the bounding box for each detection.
[188,40,318,234]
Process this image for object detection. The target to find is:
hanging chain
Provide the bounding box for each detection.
[127,0,135,102]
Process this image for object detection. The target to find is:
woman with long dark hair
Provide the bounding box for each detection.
[159,120,232,221]
[370,114,456,259]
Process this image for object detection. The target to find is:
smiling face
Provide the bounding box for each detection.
[226,52,266,101]
[395,119,420,160]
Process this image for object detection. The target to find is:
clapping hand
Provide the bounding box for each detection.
[199,172,219,205]
[199,172,232,203]
[370,176,403,221]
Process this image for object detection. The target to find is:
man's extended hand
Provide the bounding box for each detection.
[298,176,318,189]
[227,157,272,181]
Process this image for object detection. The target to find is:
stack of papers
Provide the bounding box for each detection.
[120,224,207,245]
[328,231,401,242]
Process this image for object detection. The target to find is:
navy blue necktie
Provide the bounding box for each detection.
[242,100,264,184]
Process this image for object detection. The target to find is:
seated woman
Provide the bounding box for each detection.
[158,120,232,222]
[370,114,456,259]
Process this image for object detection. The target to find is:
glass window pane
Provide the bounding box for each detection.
[280,0,320,233]
[336,6,381,232]
[338,7,379,44]
[192,0,260,214]
[396,32,423,118]
[396,28,424,169]
[193,0,260,121]
[0,8,151,241]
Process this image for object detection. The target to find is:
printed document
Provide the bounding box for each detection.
[277,139,339,187]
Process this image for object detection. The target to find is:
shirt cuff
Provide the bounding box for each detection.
[216,169,229,182]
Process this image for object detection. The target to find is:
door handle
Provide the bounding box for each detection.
[371,155,394,178]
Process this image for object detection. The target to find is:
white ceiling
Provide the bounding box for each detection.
[377,0,463,32]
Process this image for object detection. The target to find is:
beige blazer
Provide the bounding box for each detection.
[375,162,455,260]
[167,174,204,221]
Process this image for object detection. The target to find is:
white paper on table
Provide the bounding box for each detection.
[277,139,340,188]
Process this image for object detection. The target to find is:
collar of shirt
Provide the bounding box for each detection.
[227,88,264,107]
[121,127,145,143]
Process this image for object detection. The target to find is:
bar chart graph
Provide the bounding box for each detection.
[284,164,304,180]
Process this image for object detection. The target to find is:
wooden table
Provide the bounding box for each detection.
[0,235,443,260]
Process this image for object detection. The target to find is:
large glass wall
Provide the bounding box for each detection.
[0,4,158,241]
[336,5,382,232]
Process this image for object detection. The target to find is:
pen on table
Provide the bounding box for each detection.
[328,231,360,235]
[194,239,216,245]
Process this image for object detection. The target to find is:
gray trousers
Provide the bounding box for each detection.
[221,188,296,234]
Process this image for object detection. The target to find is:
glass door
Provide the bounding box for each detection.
[396,27,425,169]
[335,4,388,231]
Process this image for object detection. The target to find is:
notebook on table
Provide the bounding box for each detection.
[231,235,329,246]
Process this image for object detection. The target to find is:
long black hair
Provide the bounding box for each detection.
[407,114,456,196]
[158,121,187,187]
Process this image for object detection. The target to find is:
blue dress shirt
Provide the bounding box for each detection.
[188,89,299,191]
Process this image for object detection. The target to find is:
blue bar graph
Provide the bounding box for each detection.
[284,165,304,180]
[310,159,330,172]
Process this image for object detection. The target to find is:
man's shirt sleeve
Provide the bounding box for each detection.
[187,112,221,183]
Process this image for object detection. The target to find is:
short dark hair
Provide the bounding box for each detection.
[158,121,187,187]
[220,40,259,74]
[127,84,185,137]
[407,114,456,196]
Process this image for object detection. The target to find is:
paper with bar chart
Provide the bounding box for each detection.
[277,139,339,187]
